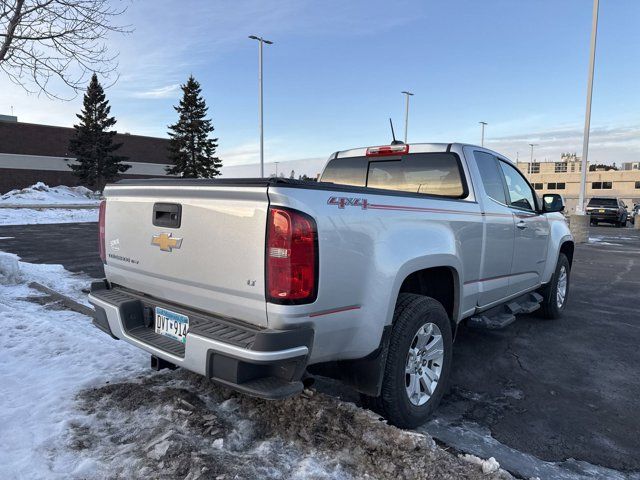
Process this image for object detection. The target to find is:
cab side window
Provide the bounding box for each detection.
[498,161,536,211]
[474,151,507,205]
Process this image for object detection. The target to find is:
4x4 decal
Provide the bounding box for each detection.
[327,196,369,209]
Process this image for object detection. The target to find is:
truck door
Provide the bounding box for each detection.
[497,160,550,295]
[472,151,515,307]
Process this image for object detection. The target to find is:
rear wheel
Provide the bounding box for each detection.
[538,253,570,319]
[361,293,453,428]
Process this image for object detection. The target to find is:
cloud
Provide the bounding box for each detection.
[221,157,326,178]
[131,84,181,99]
[218,142,261,166]
[485,124,640,164]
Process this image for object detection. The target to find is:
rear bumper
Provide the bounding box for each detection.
[588,212,621,222]
[88,281,313,399]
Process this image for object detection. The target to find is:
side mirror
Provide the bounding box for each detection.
[542,193,565,213]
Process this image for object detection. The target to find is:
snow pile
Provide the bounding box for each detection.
[0,207,99,225]
[70,373,514,479]
[460,454,501,474]
[0,251,21,284]
[0,182,99,225]
[0,182,99,205]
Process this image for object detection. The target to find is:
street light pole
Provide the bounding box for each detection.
[249,35,273,178]
[528,143,537,175]
[275,161,279,177]
[479,121,487,147]
[401,91,413,143]
[577,0,599,215]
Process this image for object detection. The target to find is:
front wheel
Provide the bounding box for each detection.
[538,253,570,319]
[361,293,453,428]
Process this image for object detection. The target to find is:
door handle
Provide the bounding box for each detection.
[516,221,527,229]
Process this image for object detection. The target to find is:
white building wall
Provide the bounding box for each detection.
[0,153,173,176]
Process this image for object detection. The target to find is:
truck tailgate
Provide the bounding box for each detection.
[103,182,269,327]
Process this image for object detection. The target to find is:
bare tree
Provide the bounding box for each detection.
[0,0,129,99]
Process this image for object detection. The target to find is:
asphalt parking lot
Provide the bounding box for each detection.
[434,226,640,473]
[1,222,638,476]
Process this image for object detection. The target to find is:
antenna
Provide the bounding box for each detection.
[389,118,404,145]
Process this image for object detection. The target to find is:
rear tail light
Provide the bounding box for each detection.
[266,207,318,304]
[98,200,106,264]
[366,144,409,157]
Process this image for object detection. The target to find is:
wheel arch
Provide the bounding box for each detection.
[309,260,462,398]
[542,224,574,283]
[560,240,575,267]
[397,265,460,337]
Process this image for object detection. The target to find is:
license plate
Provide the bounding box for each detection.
[599,209,605,213]
[154,307,189,344]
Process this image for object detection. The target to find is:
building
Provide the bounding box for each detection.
[622,162,640,171]
[0,115,173,193]
[517,157,640,213]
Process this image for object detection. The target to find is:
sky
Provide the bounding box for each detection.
[1,0,639,177]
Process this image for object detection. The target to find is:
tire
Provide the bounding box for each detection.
[361,293,453,428]
[538,253,570,319]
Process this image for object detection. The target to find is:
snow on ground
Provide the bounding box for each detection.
[0,252,513,480]
[0,207,98,226]
[0,183,99,226]
[0,182,99,206]
[0,253,147,478]
[587,236,623,246]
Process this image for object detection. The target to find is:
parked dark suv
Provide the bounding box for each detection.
[586,197,628,227]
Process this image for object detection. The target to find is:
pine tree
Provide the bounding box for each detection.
[68,74,129,190]
[166,76,221,177]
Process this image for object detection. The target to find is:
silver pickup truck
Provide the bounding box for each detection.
[89,142,573,427]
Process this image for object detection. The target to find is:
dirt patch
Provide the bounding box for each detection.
[70,370,513,479]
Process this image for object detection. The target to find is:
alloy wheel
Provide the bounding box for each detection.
[405,322,444,406]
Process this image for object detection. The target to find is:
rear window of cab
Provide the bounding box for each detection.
[587,198,618,207]
[320,153,467,198]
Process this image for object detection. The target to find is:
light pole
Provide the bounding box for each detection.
[528,143,537,175]
[577,0,599,215]
[249,35,273,178]
[275,161,279,178]
[479,121,487,147]
[401,91,413,143]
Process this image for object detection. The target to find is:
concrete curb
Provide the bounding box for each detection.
[28,282,94,317]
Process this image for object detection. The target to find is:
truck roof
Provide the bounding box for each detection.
[332,142,515,164]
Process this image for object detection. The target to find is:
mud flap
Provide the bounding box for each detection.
[308,325,392,397]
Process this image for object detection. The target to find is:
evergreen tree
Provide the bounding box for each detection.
[68,73,129,189]
[166,76,221,177]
